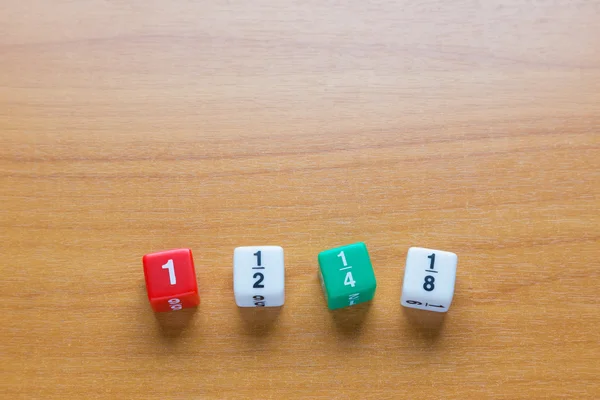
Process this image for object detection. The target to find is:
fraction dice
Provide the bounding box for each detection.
[318,242,377,310]
[401,247,457,313]
[142,248,200,312]
[233,246,285,307]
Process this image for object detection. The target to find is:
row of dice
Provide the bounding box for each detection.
[142,243,458,313]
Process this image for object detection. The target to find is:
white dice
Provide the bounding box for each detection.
[401,247,457,313]
[233,246,285,307]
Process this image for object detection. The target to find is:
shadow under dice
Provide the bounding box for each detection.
[142,248,200,312]
[318,242,377,310]
[401,247,458,313]
[233,246,285,307]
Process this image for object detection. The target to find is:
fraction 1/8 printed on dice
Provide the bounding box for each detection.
[401,247,457,313]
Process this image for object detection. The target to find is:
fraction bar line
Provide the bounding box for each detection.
[425,270,438,273]
[252,267,265,270]
[339,266,352,271]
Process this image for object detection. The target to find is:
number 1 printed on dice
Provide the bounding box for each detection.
[142,248,200,312]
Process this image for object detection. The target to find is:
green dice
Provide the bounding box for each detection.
[318,242,377,310]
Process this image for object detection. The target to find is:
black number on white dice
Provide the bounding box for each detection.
[253,272,265,288]
[427,303,444,308]
[253,250,262,267]
[253,295,265,307]
[428,253,435,269]
[406,299,445,309]
[252,250,265,289]
[425,253,438,274]
[423,275,435,291]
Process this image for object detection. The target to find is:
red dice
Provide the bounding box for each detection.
[142,248,200,312]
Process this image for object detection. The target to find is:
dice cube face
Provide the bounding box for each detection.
[142,248,200,312]
[318,242,377,310]
[233,246,285,307]
[401,247,457,313]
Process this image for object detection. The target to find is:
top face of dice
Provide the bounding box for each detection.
[400,247,457,313]
[318,242,377,310]
[142,248,200,312]
[233,246,285,307]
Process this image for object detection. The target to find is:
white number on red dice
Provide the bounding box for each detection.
[162,259,176,285]
[168,298,182,311]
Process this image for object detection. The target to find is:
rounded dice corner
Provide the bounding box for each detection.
[353,241,368,251]
[406,246,419,255]
[317,251,325,262]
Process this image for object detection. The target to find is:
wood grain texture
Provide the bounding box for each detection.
[1,1,599,399]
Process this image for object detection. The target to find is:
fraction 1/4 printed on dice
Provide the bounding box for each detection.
[318,242,377,310]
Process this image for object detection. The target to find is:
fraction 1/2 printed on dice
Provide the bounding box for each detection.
[400,247,457,313]
[142,248,200,312]
[233,246,285,307]
[318,242,377,310]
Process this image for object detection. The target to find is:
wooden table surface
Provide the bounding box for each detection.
[1,1,599,399]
